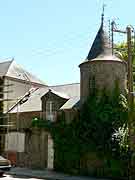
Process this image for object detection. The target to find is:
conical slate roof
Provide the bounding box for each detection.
[87,23,111,60]
[79,18,124,67]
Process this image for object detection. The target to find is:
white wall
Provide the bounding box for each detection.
[47,134,54,169]
[4,78,31,112]
[5,132,25,152]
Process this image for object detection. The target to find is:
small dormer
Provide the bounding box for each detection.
[41,89,69,121]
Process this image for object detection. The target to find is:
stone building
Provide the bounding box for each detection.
[7,83,80,168]
[0,59,46,156]
[3,15,127,169]
[1,59,46,112]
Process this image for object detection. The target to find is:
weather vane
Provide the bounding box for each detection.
[101,3,106,25]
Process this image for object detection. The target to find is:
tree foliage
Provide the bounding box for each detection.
[115,41,135,88]
[115,40,135,61]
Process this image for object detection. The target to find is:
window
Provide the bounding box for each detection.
[89,76,96,94]
[46,101,55,121]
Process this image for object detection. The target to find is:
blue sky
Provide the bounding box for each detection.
[0,0,134,85]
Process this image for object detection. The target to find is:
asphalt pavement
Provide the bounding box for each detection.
[6,167,109,180]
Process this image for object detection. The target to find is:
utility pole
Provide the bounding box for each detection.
[127,26,135,180]
[111,21,114,55]
[111,22,135,179]
[127,26,133,102]
[111,21,126,55]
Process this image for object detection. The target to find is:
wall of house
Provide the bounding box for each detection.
[6,90,77,169]
[1,77,33,154]
[16,129,48,169]
[63,109,78,124]
[80,60,127,104]
[5,111,49,168]
[4,77,45,113]
[8,111,41,131]
[5,132,25,152]
[4,78,31,113]
[4,129,49,169]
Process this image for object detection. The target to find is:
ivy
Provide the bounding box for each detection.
[31,84,129,177]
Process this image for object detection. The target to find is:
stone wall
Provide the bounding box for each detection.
[63,109,78,124]
[16,129,48,169]
[80,60,127,104]
[8,111,41,131]
[6,111,51,169]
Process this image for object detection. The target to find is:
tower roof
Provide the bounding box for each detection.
[86,5,112,61]
[87,23,111,61]
[79,13,125,68]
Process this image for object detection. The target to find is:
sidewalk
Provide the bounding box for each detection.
[6,167,109,180]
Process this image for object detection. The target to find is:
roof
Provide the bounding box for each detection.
[0,60,12,76]
[0,59,46,85]
[7,87,38,113]
[87,23,111,61]
[50,83,80,97]
[9,87,48,113]
[10,83,80,113]
[60,96,80,110]
[79,23,124,66]
[45,89,70,100]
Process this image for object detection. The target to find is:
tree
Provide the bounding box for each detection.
[115,41,135,88]
[115,40,135,61]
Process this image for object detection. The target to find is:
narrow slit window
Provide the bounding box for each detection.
[46,101,54,121]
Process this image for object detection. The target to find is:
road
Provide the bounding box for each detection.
[0,174,44,180]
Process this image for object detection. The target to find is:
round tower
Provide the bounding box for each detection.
[79,17,127,104]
